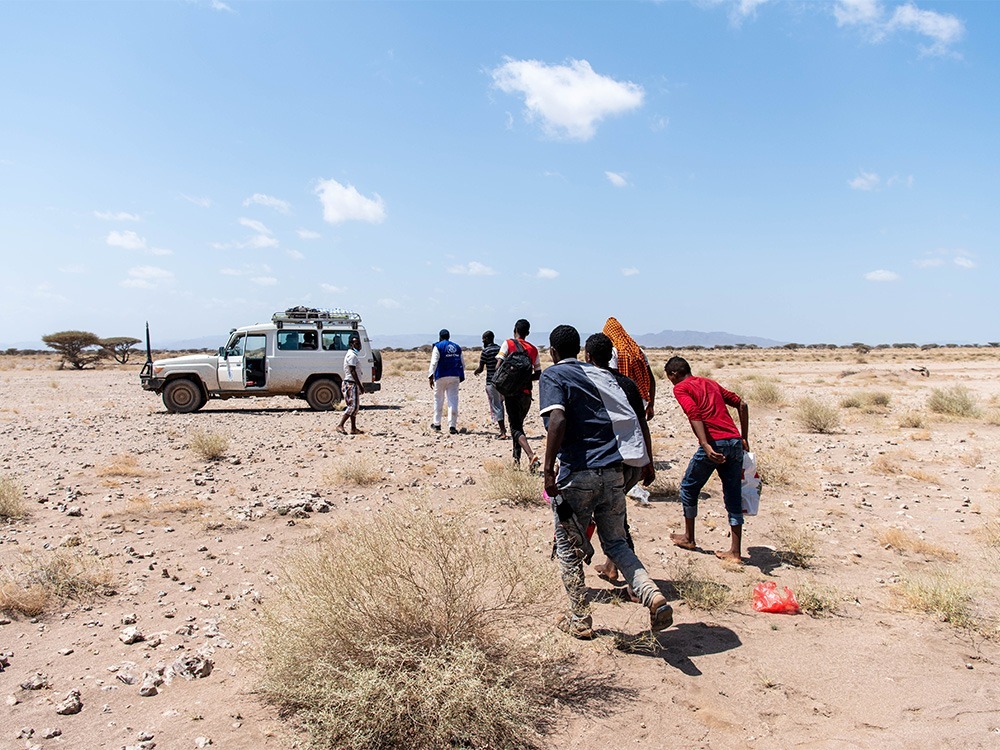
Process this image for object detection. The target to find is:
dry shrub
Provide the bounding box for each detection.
[755,444,801,487]
[927,385,980,418]
[327,456,382,487]
[96,455,154,478]
[0,548,114,617]
[983,408,1000,427]
[188,430,229,461]
[671,561,735,611]
[648,474,679,499]
[893,572,980,631]
[904,467,940,484]
[795,581,840,617]
[773,523,817,568]
[899,411,926,429]
[908,429,932,442]
[0,476,27,520]
[482,460,540,505]
[871,453,903,475]
[257,511,592,750]
[795,398,840,434]
[979,520,1000,548]
[959,447,983,468]
[841,390,891,412]
[879,528,956,560]
[746,378,784,407]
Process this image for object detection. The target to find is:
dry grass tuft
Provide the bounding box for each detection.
[745,378,784,407]
[773,523,818,568]
[671,560,735,611]
[96,454,154,478]
[983,408,1000,427]
[647,473,679,499]
[927,385,980,418]
[795,581,840,617]
[841,390,891,412]
[327,456,382,487]
[755,444,802,487]
[0,548,115,617]
[976,520,1000,548]
[0,476,27,520]
[257,511,594,750]
[899,411,926,429]
[893,572,980,631]
[795,398,840,433]
[870,452,903,475]
[879,528,956,560]
[482,460,541,505]
[188,430,229,461]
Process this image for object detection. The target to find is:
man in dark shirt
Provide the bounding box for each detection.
[473,330,506,439]
[540,324,672,639]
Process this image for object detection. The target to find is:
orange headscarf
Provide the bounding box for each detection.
[603,317,652,402]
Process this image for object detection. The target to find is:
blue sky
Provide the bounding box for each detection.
[1,0,996,348]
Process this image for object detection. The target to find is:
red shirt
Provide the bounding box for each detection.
[672,376,742,441]
[498,338,540,395]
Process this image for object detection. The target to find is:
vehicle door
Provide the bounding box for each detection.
[218,333,246,390]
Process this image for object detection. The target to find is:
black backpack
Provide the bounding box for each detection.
[492,339,534,397]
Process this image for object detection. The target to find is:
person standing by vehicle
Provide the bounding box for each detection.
[338,334,365,435]
[428,329,464,434]
[474,330,506,439]
[495,319,541,470]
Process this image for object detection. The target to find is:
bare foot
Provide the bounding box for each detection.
[714,550,743,564]
[670,533,696,551]
[336,426,348,435]
[594,560,620,583]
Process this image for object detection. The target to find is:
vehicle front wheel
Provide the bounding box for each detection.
[305,378,341,411]
[162,378,205,414]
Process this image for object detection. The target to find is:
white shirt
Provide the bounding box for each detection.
[343,349,361,382]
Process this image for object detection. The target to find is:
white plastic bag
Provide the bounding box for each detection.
[741,451,762,516]
[627,484,651,505]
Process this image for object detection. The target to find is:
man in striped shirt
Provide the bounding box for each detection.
[474,330,506,439]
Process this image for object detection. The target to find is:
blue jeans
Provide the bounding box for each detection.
[680,438,744,527]
[552,467,660,628]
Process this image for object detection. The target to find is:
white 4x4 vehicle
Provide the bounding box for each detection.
[140,307,382,413]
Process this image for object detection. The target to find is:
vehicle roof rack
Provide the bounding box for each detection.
[272,306,362,328]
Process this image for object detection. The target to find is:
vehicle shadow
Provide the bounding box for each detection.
[185,404,401,414]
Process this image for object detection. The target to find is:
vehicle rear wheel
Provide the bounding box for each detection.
[305,377,341,411]
[372,349,383,381]
[163,378,205,413]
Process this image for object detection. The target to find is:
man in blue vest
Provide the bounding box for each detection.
[428,328,465,434]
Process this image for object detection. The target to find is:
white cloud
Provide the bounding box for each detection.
[731,0,769,24]
[247,235,279,248]
[121,265,174,289]
[622,267,640,276]
[106,230,147,250]
[886,174,915,188]
[285,249,305,261]
[833,0,964,56]
[864,269,899,281]
[377,298,401,309]
[953,256,976,269]
[914,257,944,268]
[447,261,497,276]
[239,217,272,235]
[93,211,140,221]
[490,58,644,141]
[243,193,291,214]
[315,178,386,224]
[34,282,68,303]
[209,0,234,12]
[915,249,977,269]
[651,115,670,132]
[321,283,346,294]
[605,171,628,188]
[150,246,173,256]
[296,228,321,240]
[848,170,880,191]
[251,276,278,286]
[536,267,560,280]
[181,194,212,208]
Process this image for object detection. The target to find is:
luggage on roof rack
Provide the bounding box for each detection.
[272,306,362,326]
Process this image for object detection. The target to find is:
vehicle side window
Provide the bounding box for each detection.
[322,331,353,351]
[245,334,266,359]
[226,334,245,357]
[278,330,318,351]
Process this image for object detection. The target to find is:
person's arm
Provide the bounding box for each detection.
[639,413,656,486]
[543,409,566,499]
[690,419,725,463]
[738,399,749,450]
[531,347,542,381]
[645,360,656,420]
[428,346,439,389]
[474,351,485,376]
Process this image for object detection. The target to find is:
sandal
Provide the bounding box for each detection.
[528,456,541,474]
[650,603,674,632]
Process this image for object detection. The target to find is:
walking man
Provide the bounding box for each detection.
[428,329,464,434]
[337,333,365,435]
[495,319,541,469]
[540,324,672,639]
[664,356,749,563]
[474,330,506,438]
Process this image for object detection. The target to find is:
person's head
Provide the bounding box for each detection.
[548,325,581,363]
[349,333,362,351]
[438,328,450,342]
[584,332,613,368]
[482,330,495,346]
[513,319,530,338]
[664,356,692,384]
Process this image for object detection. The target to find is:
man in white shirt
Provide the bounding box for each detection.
[338,334,364,435]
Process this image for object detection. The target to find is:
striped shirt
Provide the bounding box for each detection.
[479,342,501,384]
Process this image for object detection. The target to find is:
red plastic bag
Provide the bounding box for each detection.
[752,581,801,614]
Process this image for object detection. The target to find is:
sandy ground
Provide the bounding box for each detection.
[1,347,999,750]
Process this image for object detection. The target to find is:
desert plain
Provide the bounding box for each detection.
[1,345,999,750]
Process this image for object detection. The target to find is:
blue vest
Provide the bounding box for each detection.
[434,340,464,380]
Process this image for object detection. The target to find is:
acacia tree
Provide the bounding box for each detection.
[42,331,105,370]
[100,336,141,365]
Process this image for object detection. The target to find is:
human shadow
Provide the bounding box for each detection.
[599,622,742,676]
[745,546,784,574]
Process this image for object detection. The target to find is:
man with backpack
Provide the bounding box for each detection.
[428,329,465,434]
[492,319,541,470]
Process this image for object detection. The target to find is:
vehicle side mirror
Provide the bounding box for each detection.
[218,347,226,358]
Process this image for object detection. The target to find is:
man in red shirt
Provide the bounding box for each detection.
[665,356,749,563]
[495,319,542,470]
